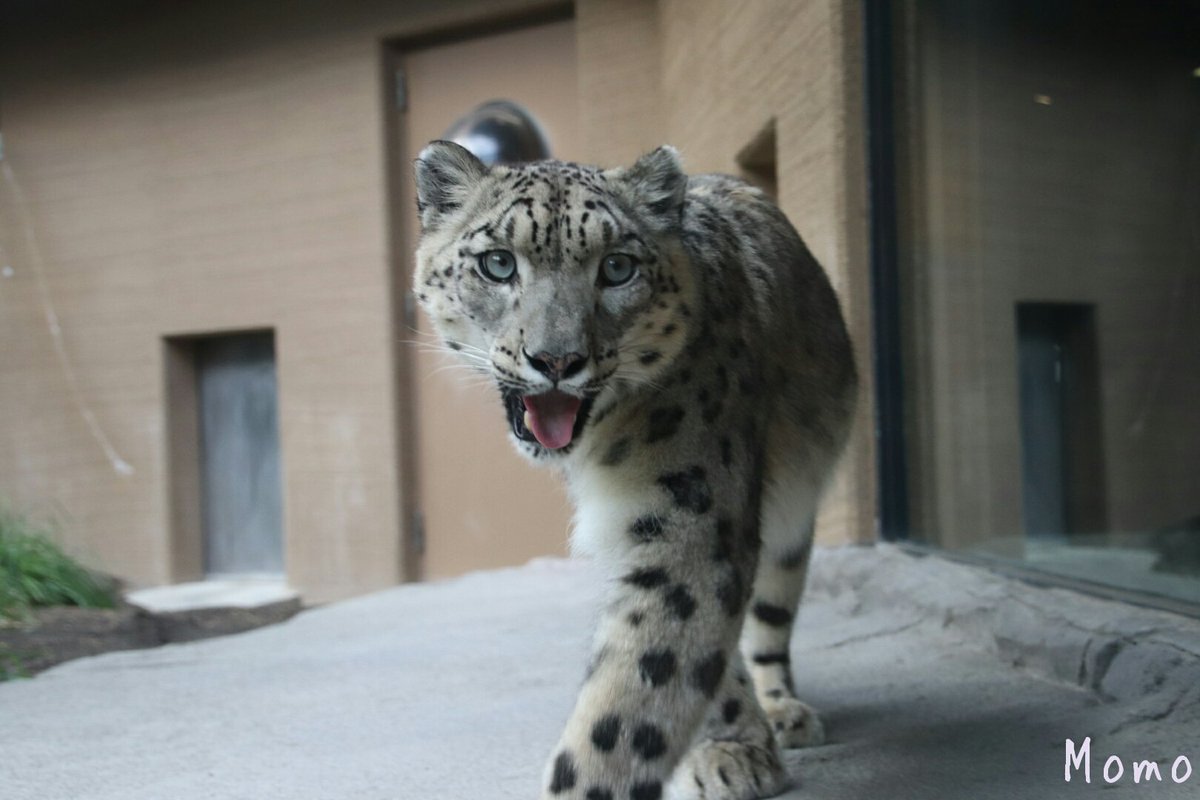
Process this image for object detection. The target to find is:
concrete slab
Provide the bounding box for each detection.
[126,578,298,613]
[1,546,1197,800]
[124,577,302,645]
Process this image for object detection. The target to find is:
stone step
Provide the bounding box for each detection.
[1,578,301,676]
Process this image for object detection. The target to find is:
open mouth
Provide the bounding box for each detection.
[503,389,595,451]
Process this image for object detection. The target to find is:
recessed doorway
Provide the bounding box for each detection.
[166,330,284,579]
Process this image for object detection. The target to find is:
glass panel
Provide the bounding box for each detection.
[894,0,1200,604]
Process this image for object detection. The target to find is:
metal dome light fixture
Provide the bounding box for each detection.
[441,100,552,166]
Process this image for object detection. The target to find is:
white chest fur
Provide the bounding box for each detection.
[564,457,663,565]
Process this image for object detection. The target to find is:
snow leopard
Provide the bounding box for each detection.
[413,141,856,800]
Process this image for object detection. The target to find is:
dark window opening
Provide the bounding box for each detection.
[736,119,778,200]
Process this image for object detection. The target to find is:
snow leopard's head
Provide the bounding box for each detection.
[413,142,697,459]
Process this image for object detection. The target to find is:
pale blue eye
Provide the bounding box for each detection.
[479,250,517,282]
[600,253,637,287]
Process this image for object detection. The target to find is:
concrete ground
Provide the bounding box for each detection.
[2,545,1198,800]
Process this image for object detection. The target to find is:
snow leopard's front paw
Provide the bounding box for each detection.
[762,696,824,749]
[671,739,789,800]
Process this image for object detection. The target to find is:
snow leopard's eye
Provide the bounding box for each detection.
[478,250,517,282]
[599,253,638,287]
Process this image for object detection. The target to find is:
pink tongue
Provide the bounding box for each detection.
[523,392,583,450]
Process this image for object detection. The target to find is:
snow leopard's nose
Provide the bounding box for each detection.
[524,349,588,382]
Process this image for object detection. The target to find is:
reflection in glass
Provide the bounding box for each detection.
[893,0,1200,605]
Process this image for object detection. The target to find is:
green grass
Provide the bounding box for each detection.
[0,504,115,623]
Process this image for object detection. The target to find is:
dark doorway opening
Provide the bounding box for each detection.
[1016,302,1107,538]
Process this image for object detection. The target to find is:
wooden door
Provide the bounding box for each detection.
[395,18,579,579]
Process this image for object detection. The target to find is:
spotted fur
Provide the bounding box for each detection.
[414,142,856,800]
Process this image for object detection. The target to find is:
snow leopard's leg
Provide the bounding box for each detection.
[670,651,789,800]
[741,453,825,749]
[539,466,765,800]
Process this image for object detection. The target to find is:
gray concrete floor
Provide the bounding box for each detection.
[2,546,1198,800]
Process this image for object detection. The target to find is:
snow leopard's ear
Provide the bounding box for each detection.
[622,145,686,230]
[414,140,488,231]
